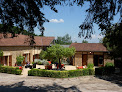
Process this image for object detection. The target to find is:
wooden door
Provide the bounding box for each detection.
[82,54,87,66]
[23,54,26,65]
[9,55,12,66]
[0,56,3,65]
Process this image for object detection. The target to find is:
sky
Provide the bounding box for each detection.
[34,3,120,43]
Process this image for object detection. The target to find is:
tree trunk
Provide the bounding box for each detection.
[59,58,61,69]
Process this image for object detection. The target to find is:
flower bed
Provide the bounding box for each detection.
[0,66,22,75]
[28,68,95,78]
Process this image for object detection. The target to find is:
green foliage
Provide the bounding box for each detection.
[16,55,24,65]
[103,23,122,59]
[105,62,114,67]
[39,50,47,60]
[0,50,3,57]
[95,66,115,75]
[28,68,95,78]
[39,44,75,64]
[0,0,121,40]
[55,34,72,45]
[82,40,88,43]
[68,69,83,77]
[37,61,42,65]
[87,63,94,68]
[0,66,22,75]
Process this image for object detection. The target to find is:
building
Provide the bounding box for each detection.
[70,43,114,67]
[0,34,54,66]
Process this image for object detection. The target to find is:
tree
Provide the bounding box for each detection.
[0,0,121,41]
[99,38,103,43]
[82,40,88,43]
[103,23,122,59]
[39,44,75,69]
[0,24,37,37]
[55,34,72,45]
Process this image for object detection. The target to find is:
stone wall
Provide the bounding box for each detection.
[0,46,42,66]
[104,54,114,65]
[88,55,93,64]
[73,51,114,67]
[74,53,82,66]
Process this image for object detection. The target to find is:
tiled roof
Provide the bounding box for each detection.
[0,34,54,46]
[69,43,108,52]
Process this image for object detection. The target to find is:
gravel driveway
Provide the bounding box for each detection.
[0,73,122,92]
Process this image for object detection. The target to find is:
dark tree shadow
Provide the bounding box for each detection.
[0,81,81,92]
[95,74,122,87]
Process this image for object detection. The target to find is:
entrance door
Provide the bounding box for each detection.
[9,55,12,66]
[94,55,99,66]
[82,54,87,66]
[94,55,104,66]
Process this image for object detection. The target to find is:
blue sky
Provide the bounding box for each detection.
[35,3,120,43]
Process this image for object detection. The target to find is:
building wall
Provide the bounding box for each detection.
[74,52,82,66]
[88,55,93,64]
[0,46,42,66]
[73,51,114,66]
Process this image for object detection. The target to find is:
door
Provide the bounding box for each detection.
[0,56,3,65]
[82,54,87,66]
[94,55,104,66]
[94,55,99,66]
[9,55,12,66]
[23,54,27,65]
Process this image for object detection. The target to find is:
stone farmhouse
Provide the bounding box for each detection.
[0,34,54,66]
[70,43,114,67]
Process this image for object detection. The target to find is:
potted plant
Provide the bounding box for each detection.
[44,61,52,70]
[16,55,24,66]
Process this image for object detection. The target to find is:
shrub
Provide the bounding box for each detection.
[16,55,24,65]
[88,68,95,75]
[28,68,95,78]
[37,61,42,65]
[68,69,83,77]
[82,68,89,76]
[95,66,115,75]
[0,66,22,75]
[105,62,114,67]
[15,69,22,75]
[87,63,94,68]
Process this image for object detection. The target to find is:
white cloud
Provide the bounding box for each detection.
[91,34,104,39]
[49,19,64,23]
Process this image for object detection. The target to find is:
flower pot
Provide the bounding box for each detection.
[45,65,52,70]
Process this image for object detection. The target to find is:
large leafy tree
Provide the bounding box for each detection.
[103,23,122,70]
[0,0,121,41]
[55,34,72,45]
[40,44,75,68]
[0,24,37,36]
[103,23,122,58]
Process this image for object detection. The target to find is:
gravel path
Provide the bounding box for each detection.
[0,73,122,92]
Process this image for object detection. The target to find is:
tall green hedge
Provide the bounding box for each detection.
[28,68,95,78]
[0,66,22,75]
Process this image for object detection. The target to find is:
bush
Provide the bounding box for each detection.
[16,55,24,65]
[87,63,94,68]
[95,66,115,75]
[28,68,95,78]
[37,61,42,65]
[105,62,114,67]
[68,69,83,77]
[0,66,22,75]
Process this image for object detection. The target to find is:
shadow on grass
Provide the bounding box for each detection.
[0,81,81,92]
[95,74,122,87]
